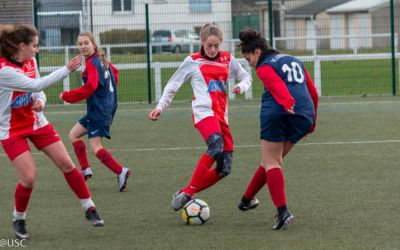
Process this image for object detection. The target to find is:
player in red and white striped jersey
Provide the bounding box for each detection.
[149,23,252,211]
[0,24,103,239]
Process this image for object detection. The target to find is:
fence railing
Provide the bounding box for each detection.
[38,33,400,104]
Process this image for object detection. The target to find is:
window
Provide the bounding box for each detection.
[112,0,133,12]
[189,0,211,13]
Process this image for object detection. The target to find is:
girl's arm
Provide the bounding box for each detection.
[256,65,295,112]
[156,57,193,113]
[60,63,98,103]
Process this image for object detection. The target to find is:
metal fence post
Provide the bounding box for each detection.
[314,58,322,96]
[63,46,70,105]
[154,63,162,102]
[145,3,152,103]
[268,0,273,48]
[390,0,396,95]
[244,61,253,100]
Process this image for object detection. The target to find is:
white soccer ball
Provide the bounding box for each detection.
[181,199,210,225]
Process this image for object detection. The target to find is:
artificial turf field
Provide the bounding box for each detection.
[1,96,400,249]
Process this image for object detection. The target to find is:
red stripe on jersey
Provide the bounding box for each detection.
[195,51,231,124]
[7,59,37,137]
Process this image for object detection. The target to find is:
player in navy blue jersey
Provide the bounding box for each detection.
[237,29,319,230]
[60,32,131,192]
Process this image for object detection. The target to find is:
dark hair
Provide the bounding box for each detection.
[238,28,270,54]
[77,32,110,69]
[0,24,38,58]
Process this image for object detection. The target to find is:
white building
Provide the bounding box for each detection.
[91,0,233,44]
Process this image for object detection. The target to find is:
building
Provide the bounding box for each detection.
[91,0,232,45]
[284,0,350,50]
[326,0,400,49]
[37,0,85,46]
[0,0,32,24]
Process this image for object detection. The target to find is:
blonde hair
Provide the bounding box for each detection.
[77,32,109,69]
[199,23,223,52]
[0,24,38,58]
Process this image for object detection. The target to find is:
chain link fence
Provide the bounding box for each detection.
[3,0,400,104]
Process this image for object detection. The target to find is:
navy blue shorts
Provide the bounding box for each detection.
[79,116,111,139]
[260,114,312,143]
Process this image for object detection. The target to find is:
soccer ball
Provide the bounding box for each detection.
[181,199,210,225]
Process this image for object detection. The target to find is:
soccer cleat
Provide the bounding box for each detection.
[272,210,294,230]
[13,220,29,240]
[85,208,104,226]
[81,167,93,181]
[238,197,260,211]
[172,190,192,211]
[118,167,131,192]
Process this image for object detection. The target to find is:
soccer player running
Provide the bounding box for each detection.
[149,23,252,211]
[0,24,104,240]
[60,32,131,192]
[237,29,318,230]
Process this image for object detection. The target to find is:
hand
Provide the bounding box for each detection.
[59,93,64,100]
[32,99,44,112]
[232,85,241,95]
[286,105,295,114]
[66,56,82,72]
[149,108,161,121]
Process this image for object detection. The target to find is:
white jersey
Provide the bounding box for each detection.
[156,51,252,124]
[0,57,70,139]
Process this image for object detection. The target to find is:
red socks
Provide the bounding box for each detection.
[96,148,123,175]
[14,183,33,213]
[266,167,287,209]
[196,169,222,193]
[243,165,267,200]
[182,154,215,196]
[72,140,90,170]
[64,167,90,199]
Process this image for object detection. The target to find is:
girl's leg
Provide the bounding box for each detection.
[263,140,295,230]
[181,117,222,197]
[238,141,295,211]
[172,117,221,211]
[91,137,122,175]
[195,122,234,193]
[41,140,103,226]
[237,164,265,211]
[69,123,91,178]
[90,137,131,192]
[11,152,36,239]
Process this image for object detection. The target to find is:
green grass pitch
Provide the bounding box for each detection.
[1,97,400,249]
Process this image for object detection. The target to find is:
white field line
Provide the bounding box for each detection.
[44,100,400,114]
[1,139,400,157]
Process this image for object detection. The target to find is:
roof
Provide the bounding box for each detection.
[286,0,350,17]
[326,0,389,13]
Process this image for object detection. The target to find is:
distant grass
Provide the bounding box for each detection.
[1,97,400,249]
[38,50,399,104]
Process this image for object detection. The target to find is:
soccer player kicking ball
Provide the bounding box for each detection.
[149,23,252,211]
[237,28,318,230]
[0,24,103,240]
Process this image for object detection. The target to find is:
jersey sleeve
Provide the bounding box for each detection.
[31,58,47,105]
[256,65,295,111]
[304,67,319,133]
[0,65,70,92]
[109,63,119,86]
[156,56,193,112]
[229,56,252,94]
[61,63,98,103]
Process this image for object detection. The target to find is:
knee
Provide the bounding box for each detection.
[216,151,233,177]
[206,133,224,159]
[58,157,75,173]
[68,131,78,143]
[20,174,36,188]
